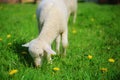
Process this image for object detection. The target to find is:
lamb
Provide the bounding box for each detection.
[22,0,68,67]
[36,0,77,53]
[63,0,77,23]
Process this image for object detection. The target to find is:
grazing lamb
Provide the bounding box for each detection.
[63,0,77,23]
[22,0,68,67]
[36,0,77,53]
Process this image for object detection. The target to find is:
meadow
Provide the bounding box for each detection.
[0,2,120,80]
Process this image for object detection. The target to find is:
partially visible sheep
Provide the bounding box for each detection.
[22,0,68,67]
[63,0,77,23]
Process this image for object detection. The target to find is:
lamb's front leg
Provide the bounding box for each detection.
[45,46,56,64]
[47,54,52,64]
[56,35,61,54]
[62,30,68,56]
[34,56,41,67]
[73,11,77,23]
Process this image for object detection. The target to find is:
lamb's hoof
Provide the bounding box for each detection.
[48,60,52,64]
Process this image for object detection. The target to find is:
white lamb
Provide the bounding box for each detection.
[63,0,77,23]
[36,0,77,53]
[22,0,68,67]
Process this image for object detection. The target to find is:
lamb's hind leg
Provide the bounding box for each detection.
[62,30,68,56]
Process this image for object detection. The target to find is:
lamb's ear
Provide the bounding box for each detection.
[45,47,56,55]
[22,42,30,47]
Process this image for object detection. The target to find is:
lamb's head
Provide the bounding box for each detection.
[22,39,56,67]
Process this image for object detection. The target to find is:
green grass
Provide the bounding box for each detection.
[0,2,120,80]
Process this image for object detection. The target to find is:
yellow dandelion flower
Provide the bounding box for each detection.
[87,55,92,59]
[21,51,27,54]
[91,18,94,22]
[100,68,107,72]
[53,67,60,71]
[7,34,11,38]
[0,38,2,41]
[108,58,115,63]
[9,69,18,75]
[8,43,12,46]
[72,29,77,34]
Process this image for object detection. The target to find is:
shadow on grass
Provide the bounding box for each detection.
[11,40,34,67]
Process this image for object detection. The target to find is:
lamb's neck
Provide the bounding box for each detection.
[38,26,58,45]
